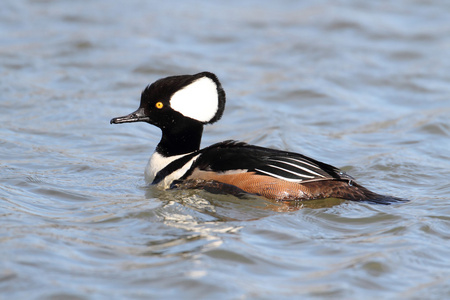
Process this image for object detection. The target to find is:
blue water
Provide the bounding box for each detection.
[1,0,450,299]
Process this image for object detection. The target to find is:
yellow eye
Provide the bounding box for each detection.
[155,102,164,109]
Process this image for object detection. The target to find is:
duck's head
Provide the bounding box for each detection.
[110,72,226,130]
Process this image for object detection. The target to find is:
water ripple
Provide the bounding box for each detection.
[2,0,450,299]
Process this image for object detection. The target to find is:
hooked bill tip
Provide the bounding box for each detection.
[110,116,129,124]
[110,117,122,124]
[109,113,150,124]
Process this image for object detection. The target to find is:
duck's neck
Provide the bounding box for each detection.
[156,121,203,157]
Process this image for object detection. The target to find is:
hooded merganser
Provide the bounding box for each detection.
[111,72,405,204]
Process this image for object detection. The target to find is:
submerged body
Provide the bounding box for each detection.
[111,72,405,204]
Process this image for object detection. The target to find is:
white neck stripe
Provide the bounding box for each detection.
[145,151,199,187]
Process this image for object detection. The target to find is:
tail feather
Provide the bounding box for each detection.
[350,182,408,205]
[302,180,408,205]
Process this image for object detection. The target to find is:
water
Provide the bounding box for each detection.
[1,0,450,299]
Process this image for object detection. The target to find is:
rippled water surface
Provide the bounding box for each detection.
[2,0,450,299]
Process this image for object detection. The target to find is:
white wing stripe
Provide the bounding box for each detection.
[254,168,303,182]
[268,159,326,178]
[266,164,316,179]
[281,157,322,170]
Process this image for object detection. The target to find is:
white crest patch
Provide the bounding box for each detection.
[169,77,218,123]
